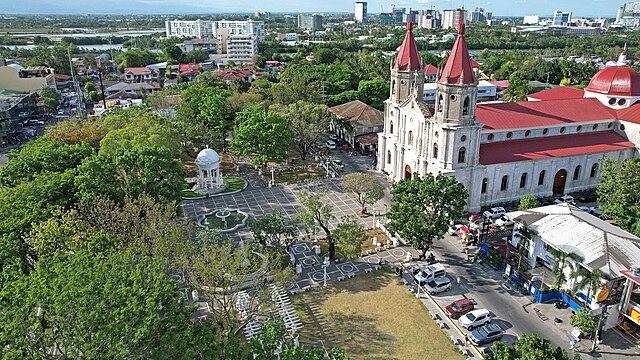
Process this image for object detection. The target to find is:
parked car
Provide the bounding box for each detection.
[332,159,344,169]
[578,206,591,213]
[493,215,513,228]
[448,224,465,236]
[423,276,451,294]
[444,298,476,319]
[326,140,337,149]
[414,263,446,285]
[554,195,575,205]
[458,308,491,330]
[537,198,554,206]
[483,207,506,220]
[469,323,504,345]
[27,120,44,126]
[468,214,484,223]
[57,109,65,115]
[578,190,597,203]
[590,205,602,217]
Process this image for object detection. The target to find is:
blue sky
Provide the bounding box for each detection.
[0,0,621,17]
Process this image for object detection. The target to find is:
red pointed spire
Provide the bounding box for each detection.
[392,10,421,72]
[439,10,474,85]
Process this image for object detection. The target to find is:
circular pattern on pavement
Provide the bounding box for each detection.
[339,263,356,273]
[366,255,381,264]
[293,244,309,254]
[301,257,317,267]
[310,272,327,282]
[391,249,407,258]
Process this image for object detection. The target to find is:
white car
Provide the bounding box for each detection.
[57,109,65,115]
[554,195,575,205]
[448,224,464,236]
[423,276,452,294]
[325,140,337,149]
[483,207,506,219]
[493,215,513,228]
[414,263,446,285]
[458,308,492,330]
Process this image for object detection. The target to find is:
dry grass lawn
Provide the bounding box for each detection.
[291,271,464,360]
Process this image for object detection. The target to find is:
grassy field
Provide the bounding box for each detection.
[291,271,464,360]
[181,176,245,198]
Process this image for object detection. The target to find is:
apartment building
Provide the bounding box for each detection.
[226,34,258,65]
[165,19,214,39]
[298,14,323,30]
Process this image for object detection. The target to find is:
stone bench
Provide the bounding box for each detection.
[337,276,345,282]
[347,272,356,278]
[374,265,382,270]
[364,267,373,273]
[301,286,311,292]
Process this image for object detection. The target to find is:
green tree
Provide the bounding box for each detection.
[227,92,263,118]
[0,249,206,359]
[176,85,230,148]
[230,105,293,166]
[330,217,366,259]
[342,173,384,214]
[518,194,538,211]
[270,100,333,161]
[547,247,584,290]
[503,72,532,102]
[571,309,597,336]
[357,79,390,110]
[248,210,297,248]
[84,81,96,93]
[162,44,184,63]
[515,227,535,271]
[487,333,569,360]
[386,172,468,259]
[75,146,185,205]
[184,49,209,63]
[0,138,93,187]
[296,191,336,259]
[597,159,640,237]
[572,267,605,306]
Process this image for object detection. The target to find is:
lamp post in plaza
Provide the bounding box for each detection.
[323,257,329,286]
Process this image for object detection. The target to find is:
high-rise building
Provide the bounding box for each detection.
[165,19,214,39]
[416,9,441,29]
[402,10,419,24]
[467,8,492,22]
[213,19,265,54]
[523,16,540,25]
[618,2,640,27]
[442,9,466,29]
[380,6,405,25]
[552,10,572,26]
[355,2,367,23]
[298,14,323,30]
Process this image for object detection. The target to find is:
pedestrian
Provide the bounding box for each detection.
[464,334,469,346]
[456,276,461,285]
[399,267,403,277]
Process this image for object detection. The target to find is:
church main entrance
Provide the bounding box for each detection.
[553,169,567,196]
[404,165,412,180]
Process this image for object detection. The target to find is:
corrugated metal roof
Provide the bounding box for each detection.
[512,204,640,278]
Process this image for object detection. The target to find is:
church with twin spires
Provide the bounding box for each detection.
[377,11,640,211]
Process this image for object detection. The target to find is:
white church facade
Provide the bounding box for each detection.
[378,12,640,212]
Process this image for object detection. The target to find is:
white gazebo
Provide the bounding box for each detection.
[195,147,223,190]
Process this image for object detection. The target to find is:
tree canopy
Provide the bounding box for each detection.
[597,158,640,237]
[386,173,467,258]
[342,173,384,214]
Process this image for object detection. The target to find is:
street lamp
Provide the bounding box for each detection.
[271,168,275,185]
[323,257,329,286]
[416,281,421,299]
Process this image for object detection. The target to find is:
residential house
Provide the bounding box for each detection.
[329,100,384,154]
[123,67,159,83]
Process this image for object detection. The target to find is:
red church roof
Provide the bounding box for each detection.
[470,58,480,68]
[527,86,585,101]
[476,98,616,130]
[424,64,438,75]
[586,65,640,97]
[393,19,421,72]
[479,131,635,165]
[439,13,474,85]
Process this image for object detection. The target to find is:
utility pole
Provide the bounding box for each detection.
[67,48,84,118]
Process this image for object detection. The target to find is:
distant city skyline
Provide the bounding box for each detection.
[0,0,621,17]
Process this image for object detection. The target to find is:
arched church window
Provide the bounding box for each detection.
[438,94,443,112]
[408,131,414,145]
[520,173,527,188]
[500,176,508,191]
[463,96,470,116]
[387,150,391,164]
[573,165,581,181]
[458,147,466,163]
[390,121,394,134]
[433,143,438,159]
[392,80,396,94]
[590,163,598,178]
[481,178,488,194]
[538,170,546,186]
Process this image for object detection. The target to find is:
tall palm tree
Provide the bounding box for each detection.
[572,267,606,306]
[516,227,535,271]
[547,247,584,291]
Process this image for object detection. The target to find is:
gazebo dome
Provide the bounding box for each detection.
[195,148,221,168]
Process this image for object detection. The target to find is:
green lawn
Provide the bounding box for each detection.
[201,211,246,230]
[291,271,464,360]
[181,177,246,198]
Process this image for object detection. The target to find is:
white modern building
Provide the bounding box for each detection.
[442,9,466,29]
[226,34,258,65]
[355,1,367,23]
[552,10,572,26]
[523,15,540,25]
[213,19,265,54]
[377,11,640,212]
[165,19,213,39]
[423,80,497,103]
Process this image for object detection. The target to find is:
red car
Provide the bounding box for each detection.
[444,298,476,319]
[468,214,484,223]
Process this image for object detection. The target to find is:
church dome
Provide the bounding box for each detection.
[586,66,640,97]
[195,148,221,168]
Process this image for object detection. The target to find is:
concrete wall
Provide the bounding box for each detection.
[0,66,53,93]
